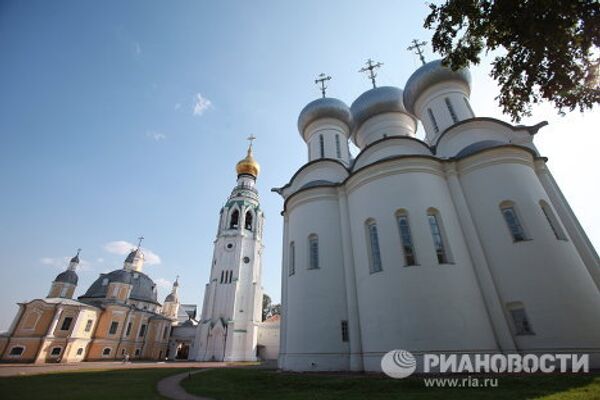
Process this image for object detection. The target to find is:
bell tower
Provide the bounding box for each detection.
[193,138,264,362]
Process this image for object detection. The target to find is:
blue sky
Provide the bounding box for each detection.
[0,0,598,330]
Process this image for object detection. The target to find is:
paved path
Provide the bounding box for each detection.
[0,361,228,377]
[157,369,213,400]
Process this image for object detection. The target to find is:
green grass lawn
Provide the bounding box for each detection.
[181,368,600,400]
[0,367,190,400]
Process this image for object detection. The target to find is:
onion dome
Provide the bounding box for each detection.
[350,86,410,128]
[297,97,352,138]
[236,145,260,178]
[165,292,178,303]
[403,59,472,115]
[125,248,144,263]
[54,270,78,285]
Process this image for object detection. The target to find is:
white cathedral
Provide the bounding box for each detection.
[273,59,600,372]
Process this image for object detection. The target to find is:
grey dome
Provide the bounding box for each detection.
[350,86,409,128]
[404,59,471,115]
[125,249,143,263]
[165,293,178,303]
[455,140,505,158]
[297,97,352,136]
[54,270,78,285]
[79,269,159,305]
[70,254,80,264]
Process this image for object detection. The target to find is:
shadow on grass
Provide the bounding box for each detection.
[0,368,191,400]
[181,368,600,400]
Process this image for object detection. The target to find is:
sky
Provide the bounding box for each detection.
[0,0,598,330]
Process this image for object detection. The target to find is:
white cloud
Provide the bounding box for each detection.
[155,278,172,290]
[146,131,167,141]
[40,256,92,271]
[193,93,212,116]
[104,240,162,266]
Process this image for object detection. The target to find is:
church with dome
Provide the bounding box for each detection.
[0,244,186,363]
[274,58,600,372]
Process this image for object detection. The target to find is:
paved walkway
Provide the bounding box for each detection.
[157,369,213,400]
[0,361,227,377]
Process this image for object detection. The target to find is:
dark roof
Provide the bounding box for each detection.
[164,293,178,303]
[79,269,159,305]
[54,270,78,285]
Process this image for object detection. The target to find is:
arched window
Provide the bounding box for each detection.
[365,219,383,273]
[50,347,62,356]
[319,134,325,158]
[229,209,239,229]
[427,209,450,264]
[539,200,567,240]
[308,234,319,269]
[427,108,439,133]
[102,347,111,356]
[245,211,253,231]
[500,201,527,242]
[445,97,458,123]
[289,241,295,276]
[396,210,417,266]
[506,302,534,335]
[335,134,341,158]
[9,346,24,356]
[76,348,84,356]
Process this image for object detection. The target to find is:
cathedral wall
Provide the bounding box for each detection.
[458,148,600,355]
[352,137,432,171]
[282,187,350,371]
[345,158,498,371]
[13,302,55,337]
[304,118,350,164]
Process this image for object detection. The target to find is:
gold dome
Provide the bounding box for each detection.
[236,146,260,178]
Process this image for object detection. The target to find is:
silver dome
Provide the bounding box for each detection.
[350,86,409,128]
[403,59,471,115]
[297,97,352,137]
[54,270,78,285]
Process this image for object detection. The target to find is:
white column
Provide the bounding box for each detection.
[337,187,364,371]
[278,214,289,368]
[445,163,516,351]
[46,307,64,338]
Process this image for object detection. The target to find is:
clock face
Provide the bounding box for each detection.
[243,256,250,264]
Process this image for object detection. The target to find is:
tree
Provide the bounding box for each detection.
[424,0,600,122]
[262,294,272,321]
[270,304,281,316]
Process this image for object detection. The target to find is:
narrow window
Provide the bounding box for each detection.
[319,134,325,158]
[366,219,383,273]
[289,241,295,276]
[135,349,140,356]
[540,200,566,240]
[109,321,119,335]
[396,211,417,266]
[308,234,319,269]
[76,348,83,356]
[125,322,132,336]
[445,97,458,123]
[500,202,527,242]
[163,326,169,339]
[60,317,73,331]
[102,348,111,356]
[220,270,224,283]
[335,134,341,158]
[427,108,439,133]
[229,210,239,229]
[9,347,24,356]
[51,347,61,356]
[341,321,349,342]
[507,303,535,335]
[463,97,474,116]
[121,348,126,355]
[139,324,146,337]
[84,319,93,332]
[427,210,449,264]
[245,211,253,231]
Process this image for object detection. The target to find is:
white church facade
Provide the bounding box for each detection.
[274,59,600,372]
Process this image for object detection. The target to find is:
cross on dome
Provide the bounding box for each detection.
[359,58,384,88]
[314,73,332,98]
[407,39,428,65]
